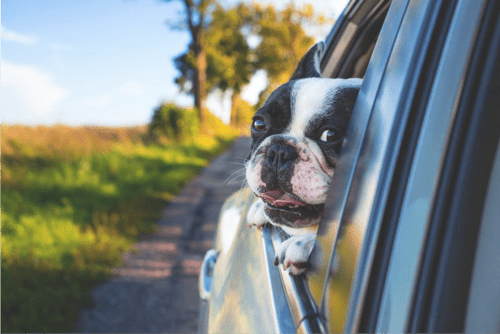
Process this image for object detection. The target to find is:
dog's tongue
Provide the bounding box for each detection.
[259,190,305,207]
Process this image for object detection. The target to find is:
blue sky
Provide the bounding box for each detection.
[1,0,348,126]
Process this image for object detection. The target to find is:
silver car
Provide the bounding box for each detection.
[199,0,500,332]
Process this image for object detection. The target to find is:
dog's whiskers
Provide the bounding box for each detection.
[228,161,246,166]
[224,168,246,185]
[225,173,246,186]
[239,178,248,190]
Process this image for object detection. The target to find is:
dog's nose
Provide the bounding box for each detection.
[266,143,298,172]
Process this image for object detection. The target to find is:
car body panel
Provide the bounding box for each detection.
[205,187,325,333]
[206,188,294,333]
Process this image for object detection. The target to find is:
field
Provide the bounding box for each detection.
[1,121,237,332]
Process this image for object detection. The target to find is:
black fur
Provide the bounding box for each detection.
[289,42,324,80]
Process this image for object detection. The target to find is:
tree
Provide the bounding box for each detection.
[204,3,255,126]
[163,0,216,124]
[202,3,328,125]
[173,3,256,127]
[253,3,326,106]
[171,2,330,126]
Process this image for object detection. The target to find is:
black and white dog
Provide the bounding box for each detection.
[245,42,361,275]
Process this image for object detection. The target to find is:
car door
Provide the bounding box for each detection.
[310,0,500,332]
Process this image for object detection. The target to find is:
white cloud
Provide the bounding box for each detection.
[119,80,144,96]
[1,25,38,45]
[1,61,68,121]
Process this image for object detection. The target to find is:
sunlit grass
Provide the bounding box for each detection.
[1,124,237,332]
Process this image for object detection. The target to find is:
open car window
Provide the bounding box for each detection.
[266,0,393,330]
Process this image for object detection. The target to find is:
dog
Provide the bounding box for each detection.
[245,42,362,275]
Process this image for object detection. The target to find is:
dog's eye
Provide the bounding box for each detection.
[252,118,267,132]
[320,129,342,143]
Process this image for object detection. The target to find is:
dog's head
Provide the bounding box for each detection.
[245,42,362,230]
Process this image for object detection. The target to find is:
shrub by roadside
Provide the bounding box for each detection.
[1,121,238,332]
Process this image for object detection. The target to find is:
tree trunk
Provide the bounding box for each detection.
[193,40,207,124]
[230,92,239,127]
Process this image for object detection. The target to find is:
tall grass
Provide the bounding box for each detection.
[1,122,237,332]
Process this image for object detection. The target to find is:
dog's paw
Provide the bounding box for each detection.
[274,234,316,275]
[247,198,268,229]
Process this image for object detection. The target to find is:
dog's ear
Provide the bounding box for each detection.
[290,42,324,80]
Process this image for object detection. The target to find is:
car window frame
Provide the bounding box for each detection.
[370,0,491,332]
[358,0,463,330]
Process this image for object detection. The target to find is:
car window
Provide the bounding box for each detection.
[263,0,392,331]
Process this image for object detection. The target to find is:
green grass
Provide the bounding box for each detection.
[1,126,236,332]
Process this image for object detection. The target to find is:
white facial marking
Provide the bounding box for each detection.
[289,79,338,137]
[289,78,362,138]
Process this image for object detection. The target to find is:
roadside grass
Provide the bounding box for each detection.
[1,122,237,332]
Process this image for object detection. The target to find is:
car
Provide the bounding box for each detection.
[198,0,500,332]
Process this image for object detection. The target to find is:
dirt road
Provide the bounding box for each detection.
[76,137,251,333]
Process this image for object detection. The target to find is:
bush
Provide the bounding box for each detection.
[148,103,200,143]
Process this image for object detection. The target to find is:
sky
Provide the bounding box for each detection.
[1,0,349,126]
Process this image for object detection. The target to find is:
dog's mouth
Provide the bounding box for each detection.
[258,189,324,224]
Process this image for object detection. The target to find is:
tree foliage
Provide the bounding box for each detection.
[204,3,257,126]
[170,2,330,126]
[253,3,323,104]
[205,4,254,95]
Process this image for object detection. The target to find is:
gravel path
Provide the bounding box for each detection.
[76,137,251,333]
